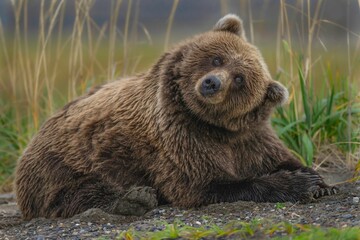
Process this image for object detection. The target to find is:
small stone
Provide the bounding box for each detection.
[0,193,16,204]
[352,197,359,204]
[25,222,33,227]
[195,221,201,225]
[342,214,353,219]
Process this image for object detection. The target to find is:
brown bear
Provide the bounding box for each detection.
[15,14,337,220]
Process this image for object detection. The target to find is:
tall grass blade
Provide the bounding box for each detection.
[299,68,312,130]
[301,133,314,166]
[164,0,179,51]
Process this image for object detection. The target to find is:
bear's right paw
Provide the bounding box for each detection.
[115,186,158,216]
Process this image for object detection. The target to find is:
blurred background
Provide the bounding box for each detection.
[0,0,359,191]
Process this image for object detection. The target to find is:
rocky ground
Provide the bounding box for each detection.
[0,177,359,240]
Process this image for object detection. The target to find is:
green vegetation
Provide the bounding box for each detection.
[114,220,360,240]
[272,65,360,167]
[275,202,286,210]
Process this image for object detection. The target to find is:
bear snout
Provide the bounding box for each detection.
[200,75,221,96]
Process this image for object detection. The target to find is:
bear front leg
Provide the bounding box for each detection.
[154,165,325,207]
[258,132,338,200]
[204,168,326,204]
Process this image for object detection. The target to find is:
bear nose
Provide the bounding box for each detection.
[201,75,221,96]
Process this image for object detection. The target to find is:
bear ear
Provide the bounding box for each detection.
[213,14,246,39]
[266,81,289,106]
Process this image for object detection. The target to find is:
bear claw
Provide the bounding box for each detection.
[312,185,338,199]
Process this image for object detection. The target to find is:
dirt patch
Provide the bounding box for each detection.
[0,181,359,239]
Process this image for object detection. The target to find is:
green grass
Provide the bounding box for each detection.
[0,106,26,188]
[272,66,360,167]
[114,220,360,240]
[282,227,360,240]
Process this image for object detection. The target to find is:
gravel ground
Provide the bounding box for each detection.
[0,180,359,240]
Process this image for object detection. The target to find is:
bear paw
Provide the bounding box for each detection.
[114,186,157,216]
[288,169,323,203]
[294,167,339,201]
[285,169,338,203]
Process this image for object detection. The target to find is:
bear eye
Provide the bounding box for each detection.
[212,57,223,67]
[234,75,245,85]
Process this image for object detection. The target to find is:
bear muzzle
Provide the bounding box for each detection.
[200,75,221,96]
[195,71,230,104]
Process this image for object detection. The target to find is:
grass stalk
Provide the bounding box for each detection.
[164,0,179,51]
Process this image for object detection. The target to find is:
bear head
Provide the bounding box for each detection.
[157,14,288,132]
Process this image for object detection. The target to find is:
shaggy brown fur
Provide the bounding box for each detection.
[15,14,337,220]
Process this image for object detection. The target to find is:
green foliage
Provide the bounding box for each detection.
[275,202,286,210]
[272,68,360,166]
[275,226,360,240]
[0,106,28,184]
[115,220,360,240]
[117,220,258,240]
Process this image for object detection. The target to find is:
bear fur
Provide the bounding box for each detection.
[15,14,337,220]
